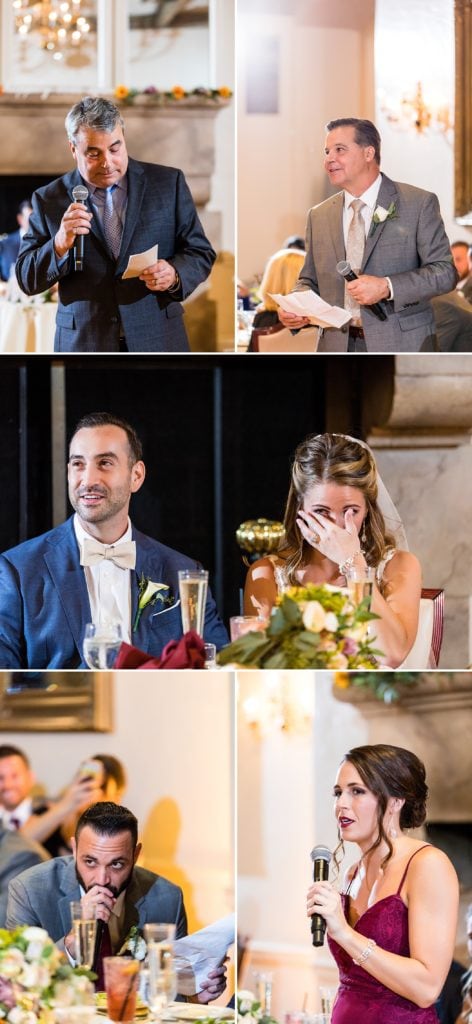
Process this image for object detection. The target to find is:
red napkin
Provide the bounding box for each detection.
[114,631,206,670]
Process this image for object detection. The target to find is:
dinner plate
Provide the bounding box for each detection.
[163,1006,234,1021]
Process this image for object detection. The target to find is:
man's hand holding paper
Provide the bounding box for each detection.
[272,291,351,330]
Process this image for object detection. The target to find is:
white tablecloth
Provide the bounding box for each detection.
[0,300,57,353]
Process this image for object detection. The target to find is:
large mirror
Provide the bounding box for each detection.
[0,672,113,731]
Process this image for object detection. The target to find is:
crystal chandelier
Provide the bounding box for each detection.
[12,0,92,62]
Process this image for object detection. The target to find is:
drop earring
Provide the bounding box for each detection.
[361,519,367,547]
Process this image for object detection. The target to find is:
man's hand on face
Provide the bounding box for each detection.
[64,885,116,960]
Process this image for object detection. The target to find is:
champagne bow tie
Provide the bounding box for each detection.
[80,538,136,570]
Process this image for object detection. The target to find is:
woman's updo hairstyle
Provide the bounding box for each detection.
[335,745,428,870]
[280,433,396,582]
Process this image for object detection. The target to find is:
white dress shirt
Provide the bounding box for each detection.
[1,796,33,829]
[74,515,133,643]
[343,173,394,299]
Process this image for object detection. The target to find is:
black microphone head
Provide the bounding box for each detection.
[72,184,89,204]
[310,845,331,865]
[336,260,352,278]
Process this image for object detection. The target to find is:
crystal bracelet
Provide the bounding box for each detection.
[338,551,362,575]
[353,938,376,965]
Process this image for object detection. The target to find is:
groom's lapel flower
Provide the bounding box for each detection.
[370,201,396,235]
[133,574,170,631]
[117,925,147,960]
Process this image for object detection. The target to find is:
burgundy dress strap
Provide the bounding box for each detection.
[396,845,430,897]
[344,862,361,896]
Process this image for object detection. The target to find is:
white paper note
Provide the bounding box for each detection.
[122,244,158,279]
[269,290,351,329]
[172,914,235,995]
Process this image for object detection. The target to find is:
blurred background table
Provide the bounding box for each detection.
[0,299,56,352]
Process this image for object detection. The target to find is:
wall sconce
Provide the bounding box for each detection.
[380,82,453,137]
[241,672,313,736]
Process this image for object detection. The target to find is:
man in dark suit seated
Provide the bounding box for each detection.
[0,822,49,925]
[6,802,227,1002]
[0,412,228,668]
[432,290,472,350]
[16,97,216,353]
[0,199,33,282]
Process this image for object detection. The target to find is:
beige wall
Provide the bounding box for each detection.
[0,671,234,933]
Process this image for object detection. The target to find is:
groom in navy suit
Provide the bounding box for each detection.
[0,412,228,669]
[16,96,215,352]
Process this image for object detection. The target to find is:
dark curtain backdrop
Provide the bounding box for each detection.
[0,354,394,626]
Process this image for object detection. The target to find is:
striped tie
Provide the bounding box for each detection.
[102,185,122,260]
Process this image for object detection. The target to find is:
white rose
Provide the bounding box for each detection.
[22,927,49,945]
[7,1011,38,1024]
[238,991,256,1014]
[0,950,25,977]
[19,963,42,989]
[302,601,327,632]
[374,205,389,222]
[324,611,338,632]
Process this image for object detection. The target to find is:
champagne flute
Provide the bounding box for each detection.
[83,622,122,669]
[344,565,375,607]
[70,900,97,971]
[178,570,208,637]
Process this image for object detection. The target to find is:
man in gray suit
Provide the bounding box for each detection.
[16,97,215,353]
[6,802,226,1001]
[279,118,457,352]
[0,823,48,925]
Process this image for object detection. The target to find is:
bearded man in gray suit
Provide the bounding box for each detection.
[6,802,226,1002]
[279,118,457,352]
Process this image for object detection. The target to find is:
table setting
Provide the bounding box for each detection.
[0,278,57,353]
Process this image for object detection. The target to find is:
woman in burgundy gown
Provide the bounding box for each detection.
[306,745,459,1023]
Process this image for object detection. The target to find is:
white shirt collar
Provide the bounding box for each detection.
[73,514,132,549]
[2,796,33,827]
[344,172,383,212]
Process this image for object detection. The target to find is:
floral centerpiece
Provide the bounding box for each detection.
[218,584,382,670]
[334,671,419,704]
[0,926,94,1024]
[237,991,279,1024]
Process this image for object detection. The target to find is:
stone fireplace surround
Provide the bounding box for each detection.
[0,92,224,244]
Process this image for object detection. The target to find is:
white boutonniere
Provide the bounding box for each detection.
[370,202,396,235]
[117,925,147,961]
[133,574,171,631]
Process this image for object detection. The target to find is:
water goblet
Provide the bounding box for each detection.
[83,622,122,669]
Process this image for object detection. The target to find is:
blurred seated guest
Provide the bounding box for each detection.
[432,292,472,350]
[0,744,103,852]
[0,199,32,282]
[451,241,471,282]
[6,801,227,1003]
[455,904,472,1024]
[0,412,228,668]
[238,278,253,311]
[282,234,305,251]
[249,247,306,341]
[435,958,467,1024]
[244,433,421,668]
[43,754,127,858]
[0,821,49,925]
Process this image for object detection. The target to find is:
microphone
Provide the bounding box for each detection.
[336,260,388,322]
[71,184,89,271]
[310,845,331,947]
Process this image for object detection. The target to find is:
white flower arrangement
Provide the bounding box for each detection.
[370,202,396,234]
[0,926,94,1024]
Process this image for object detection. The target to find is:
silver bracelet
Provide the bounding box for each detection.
[353,938,376,965]
[338,551,361,575]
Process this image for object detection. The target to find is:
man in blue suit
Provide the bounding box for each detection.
[0,412,228,669]
[0,199,33,281]
[16,96,215,352]
[6,802,227,1002]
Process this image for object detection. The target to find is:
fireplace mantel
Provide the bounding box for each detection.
[0,92,229,205]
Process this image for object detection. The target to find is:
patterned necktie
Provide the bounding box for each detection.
[10,816,21,830]
[80,538,136,570]
[345,198,366,319]
[101,185,122,260]
[92,921,113,991]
